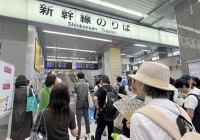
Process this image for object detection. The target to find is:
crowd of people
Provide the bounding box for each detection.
[8,61,200,140]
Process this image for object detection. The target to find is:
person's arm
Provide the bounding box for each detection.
[69,111,78,137]
[186,108,195,120]
[71,128,78,137]
[184,95,198,120]
[93,96,99,109]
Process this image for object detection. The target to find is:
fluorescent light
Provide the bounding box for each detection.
[43,30,112,42]
[47,56,85,60]
[134,44,147,47]
[120,54,126,56]
[126,55,134,58]
[141,50,151,52]
[46,46,96,53]
[85,0,147,17]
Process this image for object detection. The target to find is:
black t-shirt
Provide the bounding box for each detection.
[33,109,76,140]
[96,85,116,108]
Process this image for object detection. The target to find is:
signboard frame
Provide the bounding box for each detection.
[186,59,200,79]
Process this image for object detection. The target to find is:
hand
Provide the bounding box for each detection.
[95,109,100,119]
[126,121,130,129]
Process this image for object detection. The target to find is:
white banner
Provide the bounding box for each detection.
[0,60,15,118]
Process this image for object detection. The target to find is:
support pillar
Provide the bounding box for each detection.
[104,47,122,85]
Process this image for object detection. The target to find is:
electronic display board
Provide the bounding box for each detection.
[76,62,98,70]
[46,61,56,69]
[46,61,72,69]
[57,62,72,69]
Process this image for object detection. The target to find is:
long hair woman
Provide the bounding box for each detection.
[32,83,78,140]
[11,75,32,140]
[38,73,56,111]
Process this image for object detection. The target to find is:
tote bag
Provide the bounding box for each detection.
[26,86,38,112]
[30,110,48,140]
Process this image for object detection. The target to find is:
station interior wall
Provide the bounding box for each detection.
[0,20,44,128]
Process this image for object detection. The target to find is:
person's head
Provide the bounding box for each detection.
[116,76,122,83]
[192,76,200,88]
[77,72,85,80]
[47,83,70,112]
[129,62,175,98]
[100,75,109,85]
[15,75,29,88]
[180,75,192,86]
[174,79,190,94]
[45,74,56,87]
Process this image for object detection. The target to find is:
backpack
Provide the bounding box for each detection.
[117,84,127,95]
[185,94,200,133]
[102,87,118,121]
[135,104,200,140]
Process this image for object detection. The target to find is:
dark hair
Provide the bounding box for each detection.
[15,75,29,88]
[170,77,175,85]
[96,80,100,86]
[181,75,192,81]
[77,72,85,79]
[117,76,122,82]
[100,75,109,84]
[144,85,171,99]
[47,83,70,117]
[174,79,190,89]
[192,76,200,88]
[45,74,56,87]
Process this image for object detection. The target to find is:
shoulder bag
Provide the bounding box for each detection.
[30,110,48,140]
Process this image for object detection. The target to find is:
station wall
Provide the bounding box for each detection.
[0,19,27,77]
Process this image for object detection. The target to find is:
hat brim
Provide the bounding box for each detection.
[129,74,176,91]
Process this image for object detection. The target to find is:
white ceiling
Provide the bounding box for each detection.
[44,0,186,32]
[39,0,184,60]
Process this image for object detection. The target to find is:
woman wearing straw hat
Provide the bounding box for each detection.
[129,62,189,140]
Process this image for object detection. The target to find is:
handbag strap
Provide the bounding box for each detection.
[135,106,181,140]
[35,110,44,132]
[42,109,48,135]
[26,86,36,98]
[26,86,30,97]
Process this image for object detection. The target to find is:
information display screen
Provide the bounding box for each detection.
[46,61,56,69]
[46,61,72,69]
[57,62,72,69]
[76,63,98,70]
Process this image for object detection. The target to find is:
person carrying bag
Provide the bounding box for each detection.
[135,104,200,140]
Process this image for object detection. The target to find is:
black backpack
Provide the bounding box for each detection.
[102,87,118,121]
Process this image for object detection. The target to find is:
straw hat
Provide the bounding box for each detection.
[129,62,176,91]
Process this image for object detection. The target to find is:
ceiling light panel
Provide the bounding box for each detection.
[85,0,147,17]
[47,56,86,60]
[46,46,96,53]
[43,30,112,42]
[134,44,147,47]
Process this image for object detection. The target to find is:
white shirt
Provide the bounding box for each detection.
[94,84,101,93]
[193,87,200,95]
[130,96,180,140]
[184,88,199,110]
